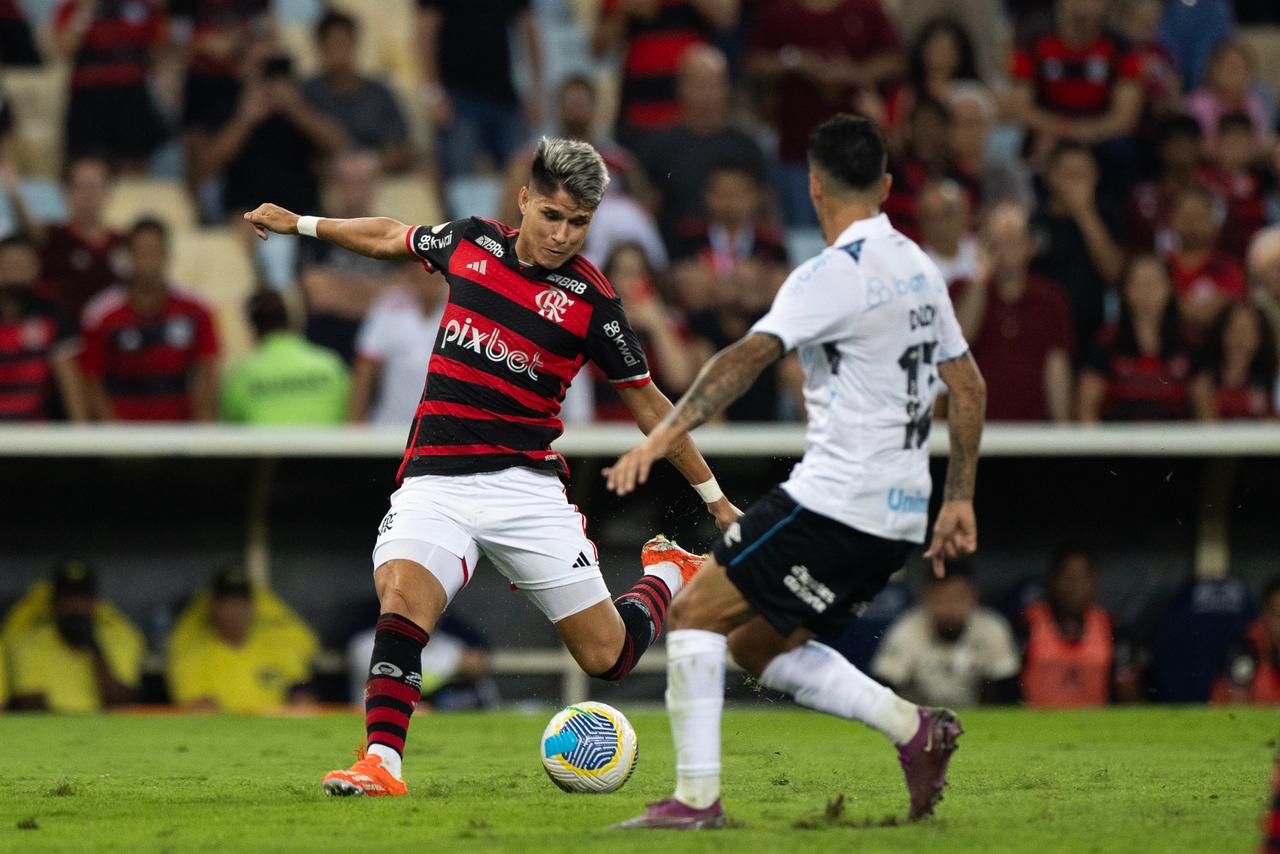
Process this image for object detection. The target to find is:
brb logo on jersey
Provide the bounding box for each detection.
[441,316,543,380]
[536,288,575,323]
[476,235,505,258]
[547,272,588,295]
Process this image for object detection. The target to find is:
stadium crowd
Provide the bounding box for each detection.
[1,1,1279,712]
[0,0,1277,426]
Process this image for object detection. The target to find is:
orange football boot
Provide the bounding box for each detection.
[641,534,706,587]
[322,751,408,797]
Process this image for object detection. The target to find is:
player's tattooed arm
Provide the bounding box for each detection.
[663,333,784,435]
[937,352,986,501]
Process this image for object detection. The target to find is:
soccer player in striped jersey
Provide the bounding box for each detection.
[245,137,740,797]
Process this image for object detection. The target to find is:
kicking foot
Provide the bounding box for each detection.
[897,707,962,821]
[641,535,706,587]
[611,798,726,830]
[322,753,408,797]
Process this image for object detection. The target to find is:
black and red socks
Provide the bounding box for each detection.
[364,613,429,777]
[602,576,673,682]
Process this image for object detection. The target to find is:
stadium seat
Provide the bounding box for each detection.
[105,178,198,232]
[445,174,503,222]
[376,175,443,228]
[329,0,416,80]
[171,227,257,364]
[5,65,68,178]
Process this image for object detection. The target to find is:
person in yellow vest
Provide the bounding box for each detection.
[168,567,319,713]
[6,560,144,712]
[1020,546,1137,708]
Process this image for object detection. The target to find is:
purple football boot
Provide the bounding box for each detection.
[897,707,963,821]
[611,799,727,830]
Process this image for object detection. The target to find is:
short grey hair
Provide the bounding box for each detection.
[530,137,610,209]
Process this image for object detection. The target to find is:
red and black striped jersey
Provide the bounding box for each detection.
[400,217,651,481]
[1011,30,1141,117]
[0,293,78,421]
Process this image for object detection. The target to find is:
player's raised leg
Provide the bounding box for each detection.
[730,617,963,821]
[322,552,458,797]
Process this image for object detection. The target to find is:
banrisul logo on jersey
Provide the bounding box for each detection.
[440,316,543,380]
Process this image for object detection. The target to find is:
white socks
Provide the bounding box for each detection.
[367,743,403,779]
[645,560,684,597]
[666,629,727,809]
[760,640,920,745]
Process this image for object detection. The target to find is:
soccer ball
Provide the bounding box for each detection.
[540,701,638,793]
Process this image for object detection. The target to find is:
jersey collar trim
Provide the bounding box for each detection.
[832,213,893,249]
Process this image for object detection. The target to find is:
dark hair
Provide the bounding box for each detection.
[1200,302,1278,389]
[602,241,656,283]
[807,114,888,195]
[129,216,169,247]
[0,233,36,255]
[315,10,357,41]
[62,154,112,185]
[1156,113,1203,146]
[707,154,765,187]
[908,18,979,90]
[1217,111,1255,136]
[1048,138,1096,167]
[1048,543,1094,581]
[1113,254,1185,359]
[247,289,290,337]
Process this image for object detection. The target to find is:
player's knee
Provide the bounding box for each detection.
[575,644,622,678]
[668,588,719,633]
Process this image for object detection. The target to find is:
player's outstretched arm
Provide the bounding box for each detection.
[604,332,782,497]
[243,203,414,261]
[925,352,987,578]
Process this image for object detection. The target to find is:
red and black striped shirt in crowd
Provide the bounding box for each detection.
[80,286,219,421]
[605,0,716,133]
[0,293,78,421]
[1011,30,1141,117]
[401,217,651,481]
[37,224,129,322]
[54,0,166,90]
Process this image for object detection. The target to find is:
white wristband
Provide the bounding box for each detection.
[296,215,320,238]
[693,476,724,504]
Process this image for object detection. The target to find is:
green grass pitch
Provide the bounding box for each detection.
[1,707,1275,853]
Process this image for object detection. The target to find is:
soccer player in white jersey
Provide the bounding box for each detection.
[605,114,988,829]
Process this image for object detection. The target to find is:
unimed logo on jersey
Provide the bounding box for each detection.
[441,315,543,380]
[535,288,575,323]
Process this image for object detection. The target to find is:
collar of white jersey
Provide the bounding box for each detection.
[830,213,894,250]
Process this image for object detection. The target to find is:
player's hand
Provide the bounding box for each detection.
[707,496,742,532]
[923,499,977,579]
[603,430,673,496]
[243,203,300,241]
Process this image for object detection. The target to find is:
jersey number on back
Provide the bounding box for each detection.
[898,341,937,449]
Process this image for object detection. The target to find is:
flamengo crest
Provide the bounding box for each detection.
[536,288,575,323]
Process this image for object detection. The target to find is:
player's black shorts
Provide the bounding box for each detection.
[712,487,913,637]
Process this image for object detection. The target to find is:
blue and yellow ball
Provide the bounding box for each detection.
[540,701,638,793]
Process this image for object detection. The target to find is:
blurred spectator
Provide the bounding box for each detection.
[882,18,976,141]
[1009,0,1142,177]
[302,11,413,175]
[952,201,1074,422]
[1165,186,1247,336]
[1189,302,1277,420]
[171,0,275,198]
[1203,113,1277,262]
[498,76,663,269]
[1078,254,1192,422]
[0,0,40,66]
[1214,576,1280,705]
[53,0,169,172]
[918,180,978,287]
[418,0,543,179]
[81,218,220,422]
[1152,576,1256,703]
[1126,114,1210,255]
[747,0,902,226]
[1156,0,1234,91]
[220,289,350,425]
[0,235,87,421]
[193,50,347,222]
[300,151,400,363]
[883,97,955,240]
[636,45,769,253]
[594,0,738,143]
[670,158,788,277]
[3,155,128,321]
[1186,41,1274,151]
[947,82,1034,210]
[1116,0,1182,131]
[168,566,319,713]
[1031,141,1124,355]
[6,560,143,712]
[348,615,494,711]
[591,243,696,420]
[1251,227,1280,353]
[871,563,1021,707]
[350,266,446,427]
[1021,545,1135,708]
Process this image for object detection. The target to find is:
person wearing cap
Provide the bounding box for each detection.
[7,561,144,712]
[220,289,351,426]
[167,567,320,713]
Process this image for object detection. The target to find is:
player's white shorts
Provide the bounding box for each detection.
[372,467,610,622]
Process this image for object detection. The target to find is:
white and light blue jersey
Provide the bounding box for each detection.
[750,213,968,543]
